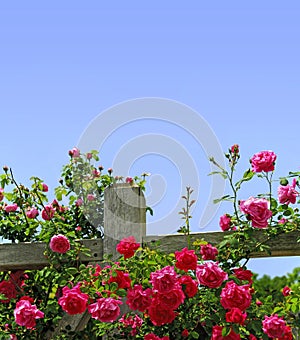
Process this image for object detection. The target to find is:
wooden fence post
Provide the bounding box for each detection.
[104,183,146,259]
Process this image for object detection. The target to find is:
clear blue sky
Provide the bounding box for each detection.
[0,1,299,277]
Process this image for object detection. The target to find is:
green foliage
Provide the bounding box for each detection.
[0,145,299,339]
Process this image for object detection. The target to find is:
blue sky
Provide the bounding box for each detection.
[0,1,299,277]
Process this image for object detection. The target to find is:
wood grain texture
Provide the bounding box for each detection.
[144,230,300,257]
[0,238,103,271]
[104,183,146,260]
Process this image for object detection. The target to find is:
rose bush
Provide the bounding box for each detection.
[0,145,299,339]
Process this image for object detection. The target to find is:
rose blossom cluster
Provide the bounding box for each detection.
[0,273,45,330]
[219,150,288,231]
[117,236,292,339]
[55,237,141,325]
[41,199,67,221]
[57,283,123,323]
[1,146,298,339]
[262,314,293,339]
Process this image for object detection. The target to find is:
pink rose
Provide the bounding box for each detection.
[179,275,198,298]
[233,267,253,283]
[282,286,291,296]
[239,197,272,228]
[154,287,185,310]
[150,266,179,293]
[196,262,228,288]
[69,147,80,158]
[126,177,134,183]
[50,234,70,254]
[175,247,198,271]
[87,194,95,201]
[14,299,44,329]
[278,179,298,205]
[211,325,241,340]
[4,204,18,213]
[250,150,277,172]
[41,204,55,220]
[226,308,247,325]
[75,198,83,206]
[219,214,232,231]
[279,326,293,340]
[26,208,39,219]
[262,314,287,338]
[148,299,176,326]
[126,284,152,312]
[200,243,218,260]
[108,270,131,289]
[220,281,252,311]
[0,188,4,201]
[58,284,89,315]
[0,280,17,303]
[88,297,122,322]
[9,335,17,340]
[116,236,140,259]
[256,299,263,306]
[182,329,189,338]
[92,169,100,177]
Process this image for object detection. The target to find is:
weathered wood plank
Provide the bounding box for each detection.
[144,230,300,257]
[45,311,91,340]
[104,183,146,260]
[0,238,103,271]
[1,230,299,272]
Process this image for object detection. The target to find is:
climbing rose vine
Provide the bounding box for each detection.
[0,146,299,339]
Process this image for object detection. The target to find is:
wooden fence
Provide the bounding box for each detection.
[0,183,299,338]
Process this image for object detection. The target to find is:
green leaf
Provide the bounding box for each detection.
[66,267,78,275]
[235,169,254,190]
[4,192,14,201]
[291,303,299,314]
[191,331,199,339]
[213,195,232,204]
[208,171,227,179]
[222,327,231,337]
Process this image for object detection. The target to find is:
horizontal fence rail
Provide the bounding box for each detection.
[0,239,103,271]
[1,230,299,271]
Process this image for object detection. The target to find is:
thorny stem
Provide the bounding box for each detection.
[9,168,31,232]
[265,171,274,224]
[228,165,241,224]
[184,186,194,249]
[210,156,241,223]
